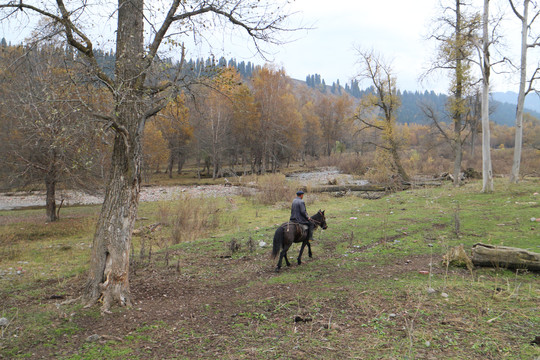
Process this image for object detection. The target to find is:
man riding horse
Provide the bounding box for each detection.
[272,190,327,271]
[290,190,314,242]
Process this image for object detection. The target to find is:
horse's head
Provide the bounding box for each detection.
[313,209,327,230]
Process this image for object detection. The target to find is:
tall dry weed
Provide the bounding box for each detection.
[254,173,297,205]
[159,196,221,244]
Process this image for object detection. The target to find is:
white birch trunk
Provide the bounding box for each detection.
[510,0,529,183]
[481,0,494,193]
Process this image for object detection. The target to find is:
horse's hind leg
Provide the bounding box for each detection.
[282,249,291,267]
[276,248,291,272]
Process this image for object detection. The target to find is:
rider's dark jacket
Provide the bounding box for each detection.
[290,196,310,224]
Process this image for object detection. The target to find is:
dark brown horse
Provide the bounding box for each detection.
[271,210,327,272]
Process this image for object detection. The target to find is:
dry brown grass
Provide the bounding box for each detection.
[158,195,221,244]
[246,173,298,205]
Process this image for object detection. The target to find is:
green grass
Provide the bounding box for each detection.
[1,178,539,359]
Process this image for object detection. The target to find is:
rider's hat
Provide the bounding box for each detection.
[296,190,304,196]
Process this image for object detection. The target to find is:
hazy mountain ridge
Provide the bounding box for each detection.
[299,73,540,126]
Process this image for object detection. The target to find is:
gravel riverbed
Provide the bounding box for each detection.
[0,185,253,211]
[0,168,363,210]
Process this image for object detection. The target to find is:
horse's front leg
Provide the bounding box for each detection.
[307,241,313,258]
[297,241,307,265]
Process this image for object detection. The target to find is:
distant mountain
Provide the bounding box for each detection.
[491,91,540,113]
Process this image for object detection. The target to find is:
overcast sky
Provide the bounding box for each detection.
[274,0,442,92]
[212,0,528,94]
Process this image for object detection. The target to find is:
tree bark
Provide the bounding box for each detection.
[510,0,529,184]
[82,0,145,312]
[83,134,141,310]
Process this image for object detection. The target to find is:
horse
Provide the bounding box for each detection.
[271,210,327,272]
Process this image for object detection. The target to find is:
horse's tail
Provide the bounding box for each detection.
[272,226,284,259]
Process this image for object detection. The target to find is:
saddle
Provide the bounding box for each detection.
[284,222,308,234]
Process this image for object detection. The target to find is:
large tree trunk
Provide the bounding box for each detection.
[82,0,145,312]
[510,0,529,184]
[82,134,141,310]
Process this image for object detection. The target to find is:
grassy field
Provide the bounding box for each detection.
[0,178,539,359]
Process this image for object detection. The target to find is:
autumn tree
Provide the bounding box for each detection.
[252,65,302,173]
[230,77,260,173]
[315,94,354,156]
[194,67,242,179]
[141,120,170,181]
[154,94,192,178]
[523,113,540,150]
[300,101,322,158]
[0,0,294,312]
[353,50,410,182]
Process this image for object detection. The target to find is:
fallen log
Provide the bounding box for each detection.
[471,243,540,271]
[304,185,388,193]
[304,181,442,193]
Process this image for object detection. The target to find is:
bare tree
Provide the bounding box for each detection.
[0,0,295,312]
[353,49,410,183]
[508,0,540,183]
